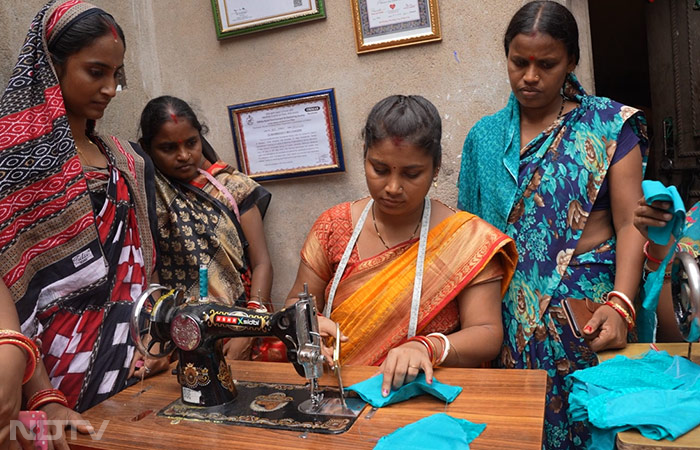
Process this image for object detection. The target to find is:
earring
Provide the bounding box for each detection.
[433,176,438,188]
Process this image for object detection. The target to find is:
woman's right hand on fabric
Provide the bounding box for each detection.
[379,341,434,397]
[633,197,673,242]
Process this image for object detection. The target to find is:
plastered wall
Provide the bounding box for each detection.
[1,0,593,307]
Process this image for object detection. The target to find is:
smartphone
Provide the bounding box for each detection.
[561,297,602,339]
[16,410,48,450]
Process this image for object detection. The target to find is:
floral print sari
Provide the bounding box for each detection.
[458,74,648,449]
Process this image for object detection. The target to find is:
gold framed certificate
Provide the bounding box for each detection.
[351,0,441,54]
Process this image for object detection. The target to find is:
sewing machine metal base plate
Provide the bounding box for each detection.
[158,379,366,434]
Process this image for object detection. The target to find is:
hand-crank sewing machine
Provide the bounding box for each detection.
[129,284,364,433]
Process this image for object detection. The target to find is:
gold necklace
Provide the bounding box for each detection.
[371,202,422,250]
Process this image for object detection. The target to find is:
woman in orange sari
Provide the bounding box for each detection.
[286,95,517,396]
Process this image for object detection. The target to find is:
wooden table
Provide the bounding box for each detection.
[598,343,700,450]
[68,361,546,449]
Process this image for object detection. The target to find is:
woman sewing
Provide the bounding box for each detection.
[285,95,517,396]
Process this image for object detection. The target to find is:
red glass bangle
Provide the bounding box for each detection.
[0,330,40,384]
[26,388,69,411]
[643,241,663,265]
[604,300,634,332]
[606,291,636,322]
[407,336,434,363]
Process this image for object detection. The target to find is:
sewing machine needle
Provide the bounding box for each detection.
[334,324,348,408]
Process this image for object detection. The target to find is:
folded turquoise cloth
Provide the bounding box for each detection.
[346,373,462,408]
[640,180,687,341]
[567,350,700,450]
[642,180,686,245]
[374,413,485,450]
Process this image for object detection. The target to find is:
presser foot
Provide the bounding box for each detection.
[298,396,364,418]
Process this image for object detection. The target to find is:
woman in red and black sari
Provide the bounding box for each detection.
[0,1,167,432]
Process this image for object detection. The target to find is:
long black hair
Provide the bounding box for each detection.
[504,1,579,65]
[48,10,126,66]
[138,96,209,151]
[362,95,442,169]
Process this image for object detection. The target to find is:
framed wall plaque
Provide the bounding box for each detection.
[351,0,441,54]
[211,0,326,39]
[227,89,345,182]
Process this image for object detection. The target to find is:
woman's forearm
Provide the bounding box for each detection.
[613,223,646,298]
[440,323,503,367]
[249,262,273,304]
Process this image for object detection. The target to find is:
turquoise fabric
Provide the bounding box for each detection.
[346,373,462,408]
[639,192,700,342]
[567,351,700,450]
[374,413,486,450]
[641,180,686,245]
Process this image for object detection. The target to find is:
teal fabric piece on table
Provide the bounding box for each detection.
[567,350,700,450]
[346,373,462,408]
[374,413,486,450]
[641,180,686,245]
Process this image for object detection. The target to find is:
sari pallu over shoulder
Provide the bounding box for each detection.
[324,211,517,366]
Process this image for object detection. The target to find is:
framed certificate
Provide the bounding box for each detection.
[211,0,326,39]
[227,89,345,182]
[350,0,441,54]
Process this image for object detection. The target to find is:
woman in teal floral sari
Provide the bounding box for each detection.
[457,2,648,449]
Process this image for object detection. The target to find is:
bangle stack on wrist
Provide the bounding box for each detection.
[605,290,635,331]
[26,388,69,411]
[427,333,451,366]
[407,335,436,365]
[407,333,452,366]
[0,329,40,384]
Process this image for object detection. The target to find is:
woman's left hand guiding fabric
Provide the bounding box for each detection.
[379,341,434,396]
[582,305,628,352]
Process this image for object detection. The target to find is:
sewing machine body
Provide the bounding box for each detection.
[130,285,331,410]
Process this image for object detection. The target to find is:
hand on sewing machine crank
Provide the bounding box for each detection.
[128,335,171,379]
[317,315,348,367]
[379,341,434,396]
[582,305,628,352]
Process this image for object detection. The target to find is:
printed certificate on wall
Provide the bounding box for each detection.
[228,89,345,182]
[211,0,326,39]
[351,0,441,53]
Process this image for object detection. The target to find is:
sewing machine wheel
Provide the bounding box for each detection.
[130,284,184,358]
[670,251,700,342]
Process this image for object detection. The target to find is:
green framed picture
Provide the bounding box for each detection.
[211,0,326,39]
